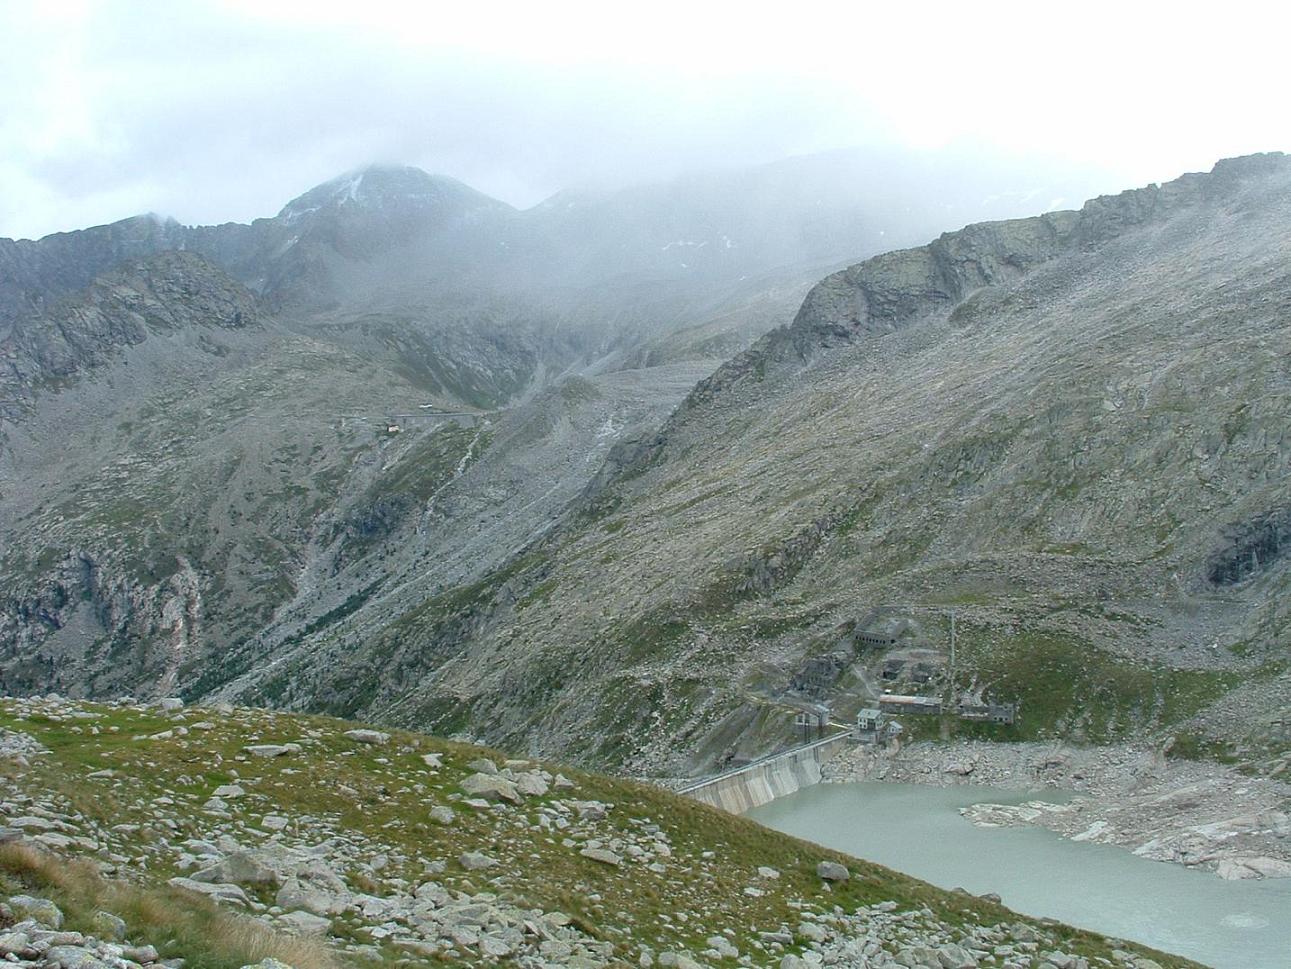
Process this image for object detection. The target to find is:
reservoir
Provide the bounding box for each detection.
[747,782,1291,969]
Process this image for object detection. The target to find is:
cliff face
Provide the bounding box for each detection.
[1,251,261,409]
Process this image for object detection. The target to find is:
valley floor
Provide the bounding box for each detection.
[824,742,1291,881]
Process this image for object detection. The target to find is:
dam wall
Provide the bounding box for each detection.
[679,731,852,814]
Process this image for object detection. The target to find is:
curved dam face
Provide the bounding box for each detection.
[680,732,852,814]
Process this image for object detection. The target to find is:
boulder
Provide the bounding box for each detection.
[461,773,520,803]
[169,876,252,908]
[580,847,622,866]
[8,894,63,928]
[276,862,351,916]
[815,860,850,882]
[279,910,331,936]
[243,744,300,757]
[459,851,499,871]
[797,921,827,943]
[43,946,107,969]
[514,771,550,797]
[467,757,498,774]
[192,849,281,887]
[90,910,127,942]
[429,805,456,825]
[343,729,389,745]
[1215,855,1291,879]
[0,932,33,958]
[707,935,739,958]
[937,942,978,968]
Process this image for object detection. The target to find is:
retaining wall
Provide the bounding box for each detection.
[679,732,852,814]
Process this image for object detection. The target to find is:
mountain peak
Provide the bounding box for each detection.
[277,164,510,223]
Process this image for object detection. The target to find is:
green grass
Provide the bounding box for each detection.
[950,629,1240,743]
[0,700,1202,968]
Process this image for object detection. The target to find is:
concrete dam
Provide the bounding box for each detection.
[679,731,852,814]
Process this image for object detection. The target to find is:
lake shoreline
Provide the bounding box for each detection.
[749,779,1291,969]
[823,739,1291,880]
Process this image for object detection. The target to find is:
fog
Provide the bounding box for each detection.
[2,0,1288,240]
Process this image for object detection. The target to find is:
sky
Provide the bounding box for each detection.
[1,0,1289,240]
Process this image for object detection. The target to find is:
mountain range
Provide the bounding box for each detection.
[2,148,1286,782]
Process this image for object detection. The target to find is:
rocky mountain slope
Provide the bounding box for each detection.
[217,153,1291,780]
[0,695,1193,968]
[0,150,1097,720]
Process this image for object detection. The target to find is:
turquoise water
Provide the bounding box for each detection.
[747,782,1291,969]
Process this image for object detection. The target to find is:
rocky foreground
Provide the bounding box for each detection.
[0,697,1196,969]
[825,741,1291,880]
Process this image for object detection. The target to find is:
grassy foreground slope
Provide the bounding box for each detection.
[0,697,1190,969]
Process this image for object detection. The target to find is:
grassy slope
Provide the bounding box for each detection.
[0,700,1197,968]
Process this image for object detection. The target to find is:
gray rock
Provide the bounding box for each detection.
[937,943,978,968]
[279,910,331,936]
[242,744,299,757]
[429,805,456,825]
[514,771,550,796]
[579,847,622,866]
[467,757,498,774]
[343,729,389,745]
[706,935,739,958]
[797,921,828,943]
[570,800,608,820]
[123,945,160,963]
[44,945,107,969]
[459,851,499,871]
[276,862,351,916]
[8,894,63,928]
[192,849,281,886]
[461,773,520,803]
[478,934,516,958]
[0,932,33,957]
[815,860,850,882]
[90,910,127,942]
[169,876,252,908]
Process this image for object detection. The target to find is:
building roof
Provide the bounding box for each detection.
[879,694,940,705]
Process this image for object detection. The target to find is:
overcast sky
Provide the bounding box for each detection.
[1,0,1288,240]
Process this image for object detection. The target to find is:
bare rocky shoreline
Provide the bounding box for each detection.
[822,741,1291,881]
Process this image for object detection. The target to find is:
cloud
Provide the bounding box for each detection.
[1,0,1288,238]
